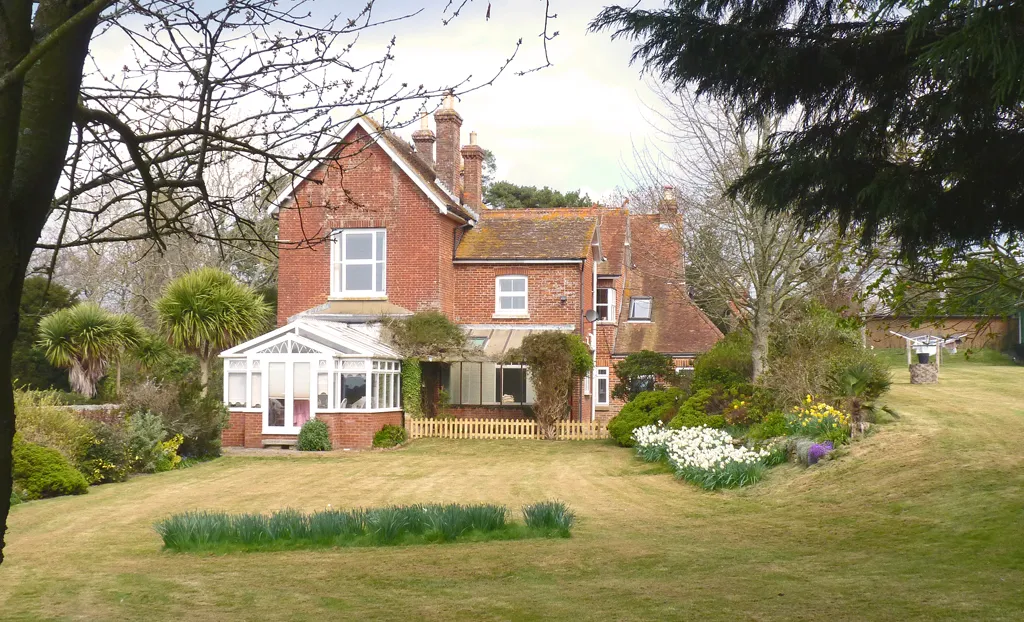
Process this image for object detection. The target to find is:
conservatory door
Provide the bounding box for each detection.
[264,359,315,433]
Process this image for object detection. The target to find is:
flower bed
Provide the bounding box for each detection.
[632,424,783,490]
[155,501,575,552]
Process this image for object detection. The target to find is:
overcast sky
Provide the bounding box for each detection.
[87,1,667,202]
[333,1,667,201]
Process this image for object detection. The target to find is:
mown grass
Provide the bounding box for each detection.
[2,358,1023,620]
[155,502,573,552]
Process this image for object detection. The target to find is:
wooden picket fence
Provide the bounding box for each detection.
[406,418,609,441]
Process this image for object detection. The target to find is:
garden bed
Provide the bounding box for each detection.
[155,501,575,553]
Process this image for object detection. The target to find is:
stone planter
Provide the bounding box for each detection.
[909,362,939,384]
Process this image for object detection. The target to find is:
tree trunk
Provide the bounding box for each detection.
[199,357,210,397]
[0,0,101,565]
[751,316,770,382]
[0,272,24,567]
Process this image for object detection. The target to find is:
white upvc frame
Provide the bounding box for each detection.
[223,354,401,434]
[628,296,653,322]
[494,275,529,317]
[595,367,610,406]
[596,286,616,323]
[330,228,387,298]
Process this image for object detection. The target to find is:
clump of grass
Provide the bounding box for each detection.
[155,501,572,552]
[522,501,575,536]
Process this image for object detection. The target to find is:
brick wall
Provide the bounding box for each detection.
[452,263,585,326]
[226,410,402,449]
[318,411,403,448]
[276,126,456,325]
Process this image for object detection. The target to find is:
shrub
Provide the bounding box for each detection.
[154,434,184,472]
[297,419,332,451]
[611,350,678,401]
[606,389,685,446]
[82,420,133,484]
[522,501,575,536]
[12,437,89,499]
[123,378,227,458]
[10,490,23,506]
[506,332,593,439]
[691,331,753,392]
[126,410,167,472]
[13,388,93,468]
[761,304,868,407]
[748,411,788,440]
[372,424,407,448]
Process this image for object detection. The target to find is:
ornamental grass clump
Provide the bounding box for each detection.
[522,501,575,536]
[155,501,572,552]
[632,423,775,490]
[787,395,850,442]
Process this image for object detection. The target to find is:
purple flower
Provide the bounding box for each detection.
[807,441,834,465]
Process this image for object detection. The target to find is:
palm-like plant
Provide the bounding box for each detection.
[36,303,144,397]
[156,268,270,394]
[830,360,892,436]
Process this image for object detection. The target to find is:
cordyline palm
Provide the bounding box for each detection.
[831,362,892,436]
[36,303,144,398]
[156,268,270,394]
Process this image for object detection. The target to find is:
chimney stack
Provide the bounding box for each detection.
[411,111,435,168]
[461,131,484,211]
[434,92,463,194]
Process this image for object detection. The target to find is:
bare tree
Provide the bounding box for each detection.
[0,0,556,564]
[630,85,835,380]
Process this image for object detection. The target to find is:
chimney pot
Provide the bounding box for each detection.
[470,131,477,146]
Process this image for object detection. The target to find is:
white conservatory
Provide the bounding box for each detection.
[219,319,403,436]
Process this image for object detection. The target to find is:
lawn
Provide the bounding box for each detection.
[2,359,1023,621]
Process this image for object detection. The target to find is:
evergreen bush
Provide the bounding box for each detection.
[297,419,332,451]
[372,424,407,448]
[12,437,89,499]
[606,389,686,446]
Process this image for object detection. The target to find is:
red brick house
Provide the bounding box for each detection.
[220,97,721,448]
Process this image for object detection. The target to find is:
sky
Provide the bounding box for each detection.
[84,1,669,203]
[317,1,668,201]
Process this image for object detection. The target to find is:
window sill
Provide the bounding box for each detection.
[492,313,530,320]
[329,294,389,301]
[596,320,617,326]
[627,319,653,323]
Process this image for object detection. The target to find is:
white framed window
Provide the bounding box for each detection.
[596,286,616,322]
[595,367,609,406]
[331,229,386,297]
[495,275,528,316]
[629,296,652,321]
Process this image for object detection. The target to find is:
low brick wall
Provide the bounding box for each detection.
[65,404,123,424]
[318,411,403,448]
[225,410,402,449]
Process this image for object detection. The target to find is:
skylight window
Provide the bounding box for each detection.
[629,297,652,321]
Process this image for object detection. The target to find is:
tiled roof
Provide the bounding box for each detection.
[365,117,477,222]
[455,209,598,260]
[614,214,723,355]
[596,208,628,275]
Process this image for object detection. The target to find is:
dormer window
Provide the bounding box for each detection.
[331,229,386,297]
[495,275,528,316]
[628,296,652,321]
